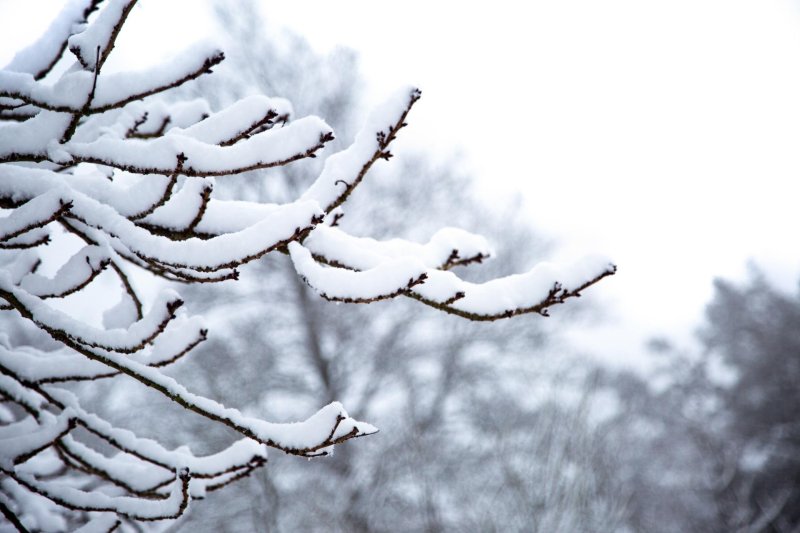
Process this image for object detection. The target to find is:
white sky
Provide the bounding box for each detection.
[3,0,800,370]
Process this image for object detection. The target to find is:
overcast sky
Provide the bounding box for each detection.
[3,0,800,370]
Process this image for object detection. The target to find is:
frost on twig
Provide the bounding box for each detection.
[0,0,614,528]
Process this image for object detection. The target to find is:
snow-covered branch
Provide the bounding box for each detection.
[295,224,616,320]
[301,87,421,214]
[0,45,226,115]
[2,0,102,80]
[0,0,614,528]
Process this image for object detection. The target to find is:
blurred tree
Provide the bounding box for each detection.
[600,269,800,533]
[699,272,800,532]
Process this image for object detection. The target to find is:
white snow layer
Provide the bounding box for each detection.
[91,42,224,109]
[302,86,416,211]
[294,225,613,315]
[304,225,493,270]
[65,115,331,175]
[2,0,93,77]
[67,0,135,70]
[170,94,292,145]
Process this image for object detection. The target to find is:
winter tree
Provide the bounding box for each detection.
[0,0,615,530]
[593,269,800,533]
[697,273,800,531]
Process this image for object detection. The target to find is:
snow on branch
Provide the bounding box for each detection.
[1,284,377,457]
[290,241,429,304]
[0,375,45,418]
[64,116,333,177]
[302,86,420,214]
[0,315,206,384]
[123,99,210,140]
[51,389,270,479]
[0,412,74,468]
[170,95,291,146]
[2,0,101,80]
[67,194,322,271]
[90,44,225,113]
[0,190,71,243]
[305,225,493,271]
[0,229,51,250]
[4,466,190,521]
[1,281,182,353]
[0,168,322,274]
[0,43,225,115]
[136,177,213,233]
[295,225,616,320]
[0,110,74,163]
[56,436,175,495]
[0,164,175,219]
[67,0,137,72]
[410,258,616,320]
[18,245,110,299]
[0,367,270,522]
[0,0,614,527]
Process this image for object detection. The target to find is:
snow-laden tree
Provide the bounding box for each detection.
[0,0,615,530]
[105,5,627,531]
